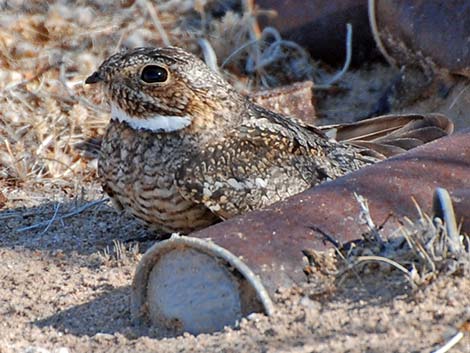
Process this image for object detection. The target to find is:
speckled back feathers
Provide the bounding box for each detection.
[88,46,380,233]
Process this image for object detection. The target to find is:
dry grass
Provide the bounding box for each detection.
[2,0,468,289]
[0,0,321,189]
[98,239,141,267]
[302,191,470,332]
[331,194,470,289]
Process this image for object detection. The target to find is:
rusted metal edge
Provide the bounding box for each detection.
[131,235,275,333]
[369,0,470,77]
[131,130,469,335]
[187,129,470,293]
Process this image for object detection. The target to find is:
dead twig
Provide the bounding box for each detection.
[314,23,353,89]
[17,198,109,232]
[198,38,219,73]
[354,255,417,288]
[222,26,314,88]
[38,202,61,236]
[432,331,464,353]
[142,0,171,46]
[354,192,385,244]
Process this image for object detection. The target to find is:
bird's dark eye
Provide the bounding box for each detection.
[140,65,168,83]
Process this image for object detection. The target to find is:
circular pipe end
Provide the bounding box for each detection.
[131,235,274,335]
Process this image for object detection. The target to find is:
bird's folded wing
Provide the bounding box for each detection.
[176,127,325,220]
[320,113,453,158]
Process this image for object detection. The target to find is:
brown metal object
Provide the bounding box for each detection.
[189,129,470,293]
[253,0,377,65]
[249,81,316,124]
[131,130,469,334]
[370,0,470,78]
[131,236,274,335]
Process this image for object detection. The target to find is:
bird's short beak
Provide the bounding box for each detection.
[85,71,103,84]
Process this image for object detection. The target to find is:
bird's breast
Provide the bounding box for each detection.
[98,121,217,233]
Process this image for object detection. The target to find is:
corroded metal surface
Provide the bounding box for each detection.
[371,0,470,77]
[131,235,274,334]
[249,81,316,124]
[254,0,377,65]
[191,130,470,293]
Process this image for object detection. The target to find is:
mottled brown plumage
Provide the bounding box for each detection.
[86,47,452,234]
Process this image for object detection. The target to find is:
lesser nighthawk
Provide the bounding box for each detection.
[85,47,452,234]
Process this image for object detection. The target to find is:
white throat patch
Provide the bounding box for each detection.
[111,104,192,132]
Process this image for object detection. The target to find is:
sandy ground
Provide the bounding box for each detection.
[1,1,470,352]
[0,183,469,353]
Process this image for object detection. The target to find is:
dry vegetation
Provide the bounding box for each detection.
[0,0,321,189]
[1,1,470,352]
[322,195,470,290]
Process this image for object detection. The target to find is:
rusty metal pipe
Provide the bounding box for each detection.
[131,130,470,334]
[187,129,470,292]
[253,0,378,65]
[369,0,470,77]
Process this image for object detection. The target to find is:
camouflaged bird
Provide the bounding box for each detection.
[85,46,452,234]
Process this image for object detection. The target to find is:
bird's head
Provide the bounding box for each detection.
[86,46,240,133]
